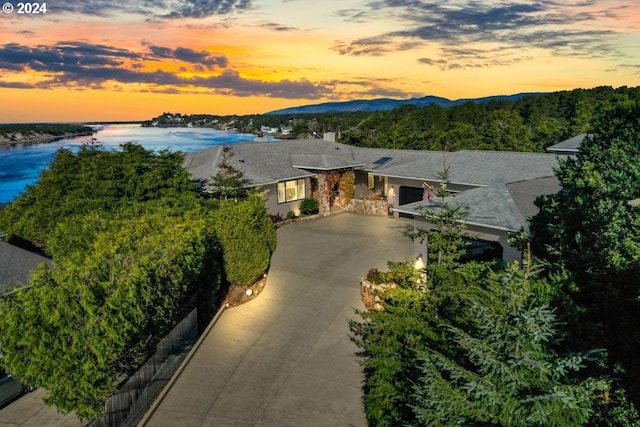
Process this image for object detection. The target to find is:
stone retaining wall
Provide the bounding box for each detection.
[361,277,397,311]
[346,199,389,216]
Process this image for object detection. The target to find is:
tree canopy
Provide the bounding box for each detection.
[0,143,200,252]
[0,211,220,418]
[146,86,640,153]
[0,143,277,418]
[351,195,608,426]
[530,101,640,414]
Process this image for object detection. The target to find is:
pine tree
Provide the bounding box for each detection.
[411,259,606,427]
[530,101,640,409]
[208,146,250,200]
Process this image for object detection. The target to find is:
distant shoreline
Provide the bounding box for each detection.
[0,130,94,148]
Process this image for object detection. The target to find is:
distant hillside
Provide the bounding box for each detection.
[267,93,547,115]
[0,124,93,147]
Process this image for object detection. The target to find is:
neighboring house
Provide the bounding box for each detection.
[184,135,577,262]
[0,241,50,295]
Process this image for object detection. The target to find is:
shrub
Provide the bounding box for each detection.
[269,212,283,223]
[339,171,355,204]
[209,192,277,286]
[299,197,319,215]
[286,210,297,220]
[366,268,388,284]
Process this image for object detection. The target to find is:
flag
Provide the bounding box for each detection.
[422,187,431,201]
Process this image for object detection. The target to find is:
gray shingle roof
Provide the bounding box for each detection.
[394,185,527,232]
[370,150,559,186]
[183,139,364,187]
[506,176,561,220]
[546,134,587,154]
[0,242,50,294]
[183,139,562,231]
[184,140,560,189]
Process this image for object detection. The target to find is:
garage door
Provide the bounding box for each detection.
[398,186,424,218]
[399,186,423,205]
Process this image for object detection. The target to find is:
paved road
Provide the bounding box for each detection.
[0,388,83,427]
[142,213,414,427]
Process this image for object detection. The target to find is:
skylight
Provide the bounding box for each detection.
[373,156,392,165]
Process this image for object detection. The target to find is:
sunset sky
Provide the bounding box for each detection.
[0,0,639,122]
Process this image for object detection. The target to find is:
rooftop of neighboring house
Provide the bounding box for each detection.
[0,241,50,294]
[546,134,587,154]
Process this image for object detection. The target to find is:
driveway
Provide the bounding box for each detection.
[141,213,414,427]
[0,388,83,427]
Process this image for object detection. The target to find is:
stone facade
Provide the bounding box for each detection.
[360,277,397,311]
[346,199,389,216]
[315,173,331,216]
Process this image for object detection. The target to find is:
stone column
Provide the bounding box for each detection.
[316,173,331,216]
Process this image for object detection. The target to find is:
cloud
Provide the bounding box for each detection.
[143,42,228,69]
[333,37,420,56]
[335,0,632,66]
[0,42,332,99]
[51,0,254,19]
[258,22,299,32]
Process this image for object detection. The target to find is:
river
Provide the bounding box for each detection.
[0,124,271,205]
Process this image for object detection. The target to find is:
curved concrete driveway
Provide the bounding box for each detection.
[142,213,414,427]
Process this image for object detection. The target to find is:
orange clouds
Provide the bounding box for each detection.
[0,0,638,122]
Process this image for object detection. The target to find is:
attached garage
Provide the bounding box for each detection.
[398,186,424,217]
[399,186,424,205]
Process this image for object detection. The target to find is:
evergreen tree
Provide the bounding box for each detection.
[208,146,250,200]
[352,165,607,426]
[0,211,221,419]
[530,101,640,409]
[411,260,605,427]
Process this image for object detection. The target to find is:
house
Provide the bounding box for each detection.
[184,135,576,262]
[183,139,366,216]
[0,240,50,294]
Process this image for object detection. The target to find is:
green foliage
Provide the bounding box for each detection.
[0,211,220,419]
[208,192,277,286]
[405,177,469,283]
[298,197,319,215]
[0,123,91,135]
[285,210,297,220]
[352,180,606,426]
[0,143,277,419]
[530,101,640,413]
[0,144,200,252]
[146,87,640,153]
[411,262,606,427]
[365,260,421,287]
[352,258,606,427]
[0,123,92,141]
[208,146,250,200]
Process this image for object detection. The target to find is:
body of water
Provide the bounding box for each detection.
[0,124,270,204]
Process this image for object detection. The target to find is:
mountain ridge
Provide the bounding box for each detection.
[267,92,547,115]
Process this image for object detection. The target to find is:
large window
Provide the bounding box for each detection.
[277,179,306,203]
